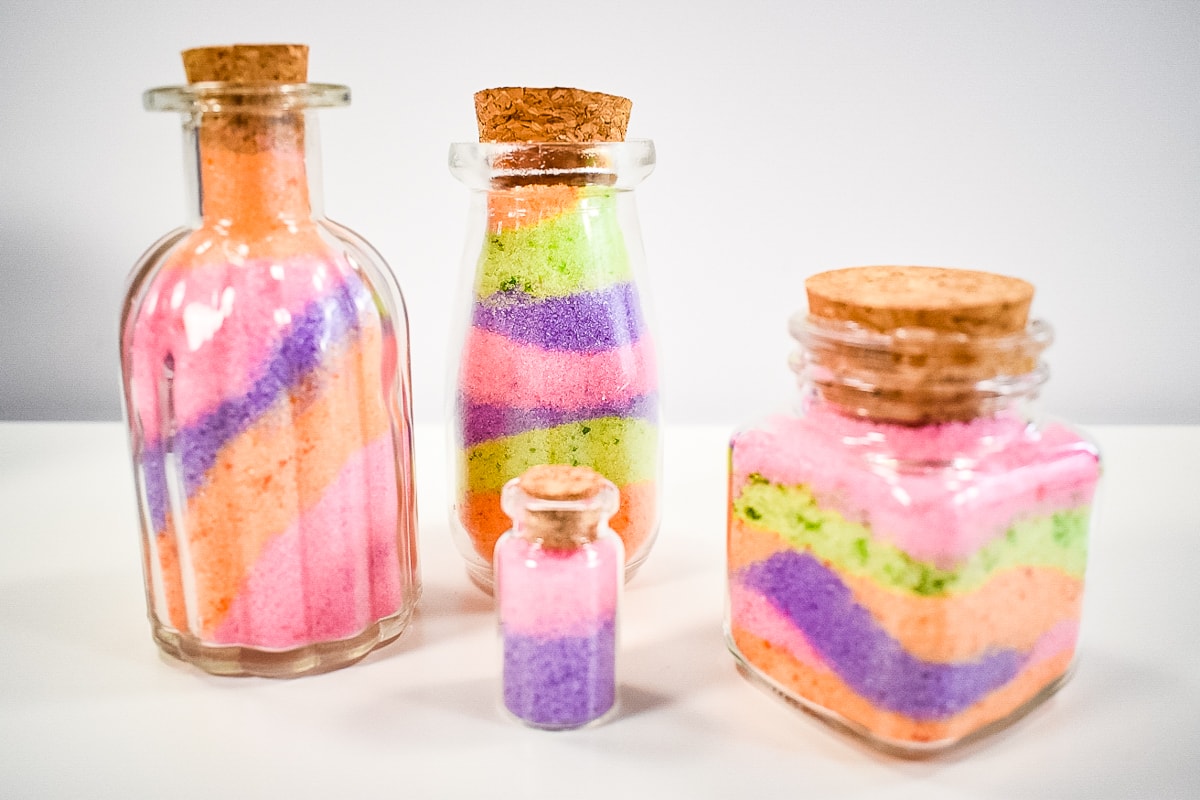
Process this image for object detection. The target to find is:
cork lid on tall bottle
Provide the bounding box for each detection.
[474,87,631,143]
[472,86,632,187]
[801,266,1042,424]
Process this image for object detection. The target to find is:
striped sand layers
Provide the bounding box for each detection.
[496,531,622,728]
[726,407,1100,746]
[127,247,413,651]
[454,183,660,574]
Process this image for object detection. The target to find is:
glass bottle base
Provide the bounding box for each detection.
[150,600,418,678]
[727,636,1075,758]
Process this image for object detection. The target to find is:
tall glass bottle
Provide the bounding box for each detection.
[447,137,661,592]
[119,45,419,677]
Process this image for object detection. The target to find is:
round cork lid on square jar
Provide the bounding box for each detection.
[805,266,1034,336]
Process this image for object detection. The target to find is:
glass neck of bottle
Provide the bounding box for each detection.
[791,315,1053,427]
[517,509,602,548]
[183,108,324,230]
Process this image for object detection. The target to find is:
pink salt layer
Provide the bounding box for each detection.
[130,254,345,442]
[730,408,1100,567]
[495,535,622,637]
[458,327,657,410]
[213,435,401,648]
[152,327,390,634]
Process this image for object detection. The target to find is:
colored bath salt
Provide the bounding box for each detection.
[498,540,620,728]
[455,183,659,572]
[130,252,405,648]
[729,407,1100,743]
[495,465,624,729]
[122,45,418,676]
[726,266,1102,751]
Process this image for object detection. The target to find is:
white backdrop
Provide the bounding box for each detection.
[1,0,1197,424]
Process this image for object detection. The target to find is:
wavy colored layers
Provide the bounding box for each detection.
[130,256,407,648]
[459,328,657,409]
[732,480,1089,596]
[731,409,1100,565]
[730,519,1082,662]
[727,421,1099,745]
[456,185,659,566]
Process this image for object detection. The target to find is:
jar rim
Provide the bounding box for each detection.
[790,313,1054,424]
[143,82,350,113]
[791,313,1054,355]
[449,139,655,190]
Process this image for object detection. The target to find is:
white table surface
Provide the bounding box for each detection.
[1,422,1197,799]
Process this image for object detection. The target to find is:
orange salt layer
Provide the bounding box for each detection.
[460,480,656,565]
[154,324,389,636]
[729,518,1083,662]
[163,142,330,267]
[486,184,582,233]
[731,627,1075,745]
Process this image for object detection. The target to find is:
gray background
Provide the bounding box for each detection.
[1,0,1197,425]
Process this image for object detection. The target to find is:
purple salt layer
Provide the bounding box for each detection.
[473,283,646,352]
[140,278,365,534]
[459,393,658,446]
[503,618,617,728]
[740,551,1024,720]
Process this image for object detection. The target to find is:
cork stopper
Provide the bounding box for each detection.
[180,44,311,156]
[801,266,1042,424]
[518,464,606,502]
[475,87,632,143]
[182,44,309,83]
[806,266,1034,337]
[516,465,608,548]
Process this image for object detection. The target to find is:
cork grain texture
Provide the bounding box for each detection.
[519,464,605,501]
[182,44,309,83]
[806,266,1034,336]
[803,266,1039,424]
[517,465,609,547]
[475,87,632,143]
[180,43,311,155]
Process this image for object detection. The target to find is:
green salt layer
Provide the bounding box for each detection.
[462,417,657,493]
[732,477,1089,597]
[475,191,632,299]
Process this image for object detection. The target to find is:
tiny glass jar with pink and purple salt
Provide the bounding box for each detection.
[494,465,623,730]
[447,88,661,593]
[726,266,1102,755]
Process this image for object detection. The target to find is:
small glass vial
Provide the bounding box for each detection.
[726,266,1102,755]
[119,45,419,677]
[495,465,623,729]
[448,87,661,592]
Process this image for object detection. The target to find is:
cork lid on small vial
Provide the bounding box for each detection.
[802,266,1041,424]
[474,87,632,143]
[517,465,610,548]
